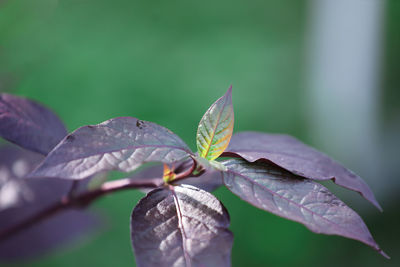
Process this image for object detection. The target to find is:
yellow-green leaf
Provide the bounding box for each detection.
[163,163,176,183]
[196,86,234,161]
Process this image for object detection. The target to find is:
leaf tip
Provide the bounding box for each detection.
[374,199,383,212]
[379,249,390,259]
[359,189,383,212]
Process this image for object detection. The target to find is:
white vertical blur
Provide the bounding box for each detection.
[306,0,385,199]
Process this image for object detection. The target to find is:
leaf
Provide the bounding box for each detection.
[221,158,388,258]
[0,93,67,155]
[0,145,44,210]
[196,86,234,161]
[0,145,100,261]
[222,132,382,211]
[29,117,192,179]
[131,185,233,267]
[0,207,100,262]
[163,164,176,183]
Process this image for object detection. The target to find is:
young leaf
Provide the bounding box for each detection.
[0,94,67,155]
[163,164,176,183]
[196,86,234,161]
[131,185,233,267]
[29,117,192,179]
[221,158,388,258]
[222,132,382,211]
[130,161,223,192]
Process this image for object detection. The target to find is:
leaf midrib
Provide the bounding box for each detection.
[171,189,192,267]
[224,168,372,246]
[202,97,228,159]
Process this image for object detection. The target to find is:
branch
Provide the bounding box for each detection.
[0,177,163,242]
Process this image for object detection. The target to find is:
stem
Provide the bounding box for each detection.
[171,157,198,183]
[0,159,199,242]
[0,177,163,242]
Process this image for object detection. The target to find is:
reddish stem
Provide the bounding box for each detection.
[0,159,199,242]
[0,177,163,242]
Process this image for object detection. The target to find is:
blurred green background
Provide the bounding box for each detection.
[1,0,399,266]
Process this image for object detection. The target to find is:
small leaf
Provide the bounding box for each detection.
[131,185,233,267]
[0,94,67,155]
[222,132,382,211]
[163,164,175,183]
[196,86,234,161]
[29,117,192,179]
[221,158,388,258]
[131,162,223,192]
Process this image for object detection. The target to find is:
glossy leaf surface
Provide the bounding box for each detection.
[222,158,388,258]
[223,132,381,210]
[131,185,233,267]
[30,117,192,179]
[196,86,234,161]
[0,94,67,155]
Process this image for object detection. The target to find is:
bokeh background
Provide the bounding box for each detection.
[1,0,399,266]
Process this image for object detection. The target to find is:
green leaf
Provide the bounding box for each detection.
[196,86,234,161]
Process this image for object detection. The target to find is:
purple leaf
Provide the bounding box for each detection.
[0,93,67,155]
[0,145,44,210]
[222,132,382,210]
[0,208,99,261]
[222,158,388,258]
[29,117,192,179]
[131,185,233,267]
[0,145,100,261]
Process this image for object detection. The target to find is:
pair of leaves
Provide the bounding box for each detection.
[222,132,382,211]
[131,155,388,262]
[221,158,388,258]
[0,95,99,261]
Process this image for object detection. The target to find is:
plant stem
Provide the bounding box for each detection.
[0,177,163,242]
[0,158,199,242]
